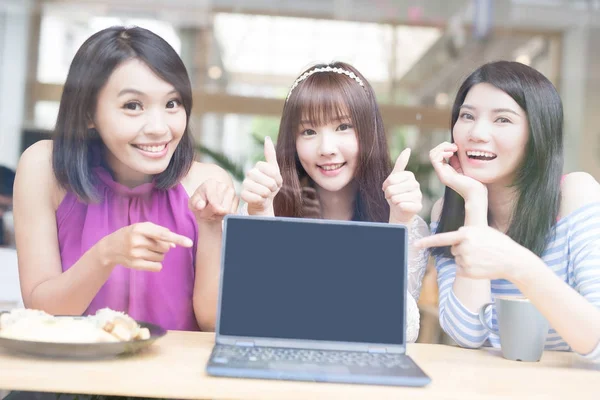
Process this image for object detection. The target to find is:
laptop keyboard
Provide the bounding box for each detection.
[212,345,411,369]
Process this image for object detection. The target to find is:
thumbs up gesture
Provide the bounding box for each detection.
[241,136,283,216]
[382,148,423,225]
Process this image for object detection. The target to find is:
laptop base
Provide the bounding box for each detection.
[206,344,431,387]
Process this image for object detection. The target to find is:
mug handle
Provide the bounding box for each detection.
[478,302,497,334]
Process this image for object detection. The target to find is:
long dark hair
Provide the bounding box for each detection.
[434,61,563,257]
[273,62,391,222]
[52,26,194,202]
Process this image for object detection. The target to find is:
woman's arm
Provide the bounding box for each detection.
[435,253,491,348]
[451,197,492,314]
[428,143,492,315]
[402,215,429,343]
[430,199,491,348]
[405,292,420,343]
[513,249,600,357]
[184,162,237,331]
[406,215,429,301]
[194,220,224,331]
[511,173,600,357]
[15,141,114,315]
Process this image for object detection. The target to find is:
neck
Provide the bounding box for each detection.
[103,145,153,188]
[316,181,357,221]
[486,181,519,233]
[114,172,153,188]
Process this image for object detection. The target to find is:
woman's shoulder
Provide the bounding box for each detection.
[17,140,65,210]
[19,139,52,165]
[180,161,234,196]
[559,172,600,219]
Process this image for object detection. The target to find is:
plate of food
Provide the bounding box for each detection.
[0,308,167,359]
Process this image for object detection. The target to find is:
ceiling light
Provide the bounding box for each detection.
[516,54,531,65]
[208,66,223,80]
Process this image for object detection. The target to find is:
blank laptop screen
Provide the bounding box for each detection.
[217,217,406,346]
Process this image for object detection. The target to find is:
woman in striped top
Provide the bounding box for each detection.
[416,61,600,360]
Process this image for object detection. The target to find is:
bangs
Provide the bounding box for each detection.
[289,72,363,128]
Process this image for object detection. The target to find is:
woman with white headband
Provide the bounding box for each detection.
[240,62,429,342]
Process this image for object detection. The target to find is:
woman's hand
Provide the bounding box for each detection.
[429,142,487,202]
[416,225,532,281]
[240,137,283,217]
[101,222,193,272]
[189,178,239,223]
[383,148,423,224]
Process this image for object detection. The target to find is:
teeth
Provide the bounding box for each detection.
[467,150,496,158]
[320,163,344,171]
[136,144,166,153]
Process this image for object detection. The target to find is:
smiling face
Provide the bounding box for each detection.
[452,83,529,186]
[295,114,359,194]
[92,58,187,187]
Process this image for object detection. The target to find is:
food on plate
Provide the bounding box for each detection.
[0,308,151,343]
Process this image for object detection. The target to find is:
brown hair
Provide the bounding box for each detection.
[273,61,391,222]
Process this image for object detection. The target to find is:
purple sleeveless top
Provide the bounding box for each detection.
[56,166,200,331]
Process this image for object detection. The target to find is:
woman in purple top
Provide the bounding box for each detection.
[13,26,237,331]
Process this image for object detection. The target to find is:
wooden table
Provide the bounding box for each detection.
[0,331,598,400]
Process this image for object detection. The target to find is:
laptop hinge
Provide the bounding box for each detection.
[368,347,387,354]
[235,341,255,347]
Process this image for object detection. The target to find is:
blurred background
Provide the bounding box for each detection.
[1,0,599,342]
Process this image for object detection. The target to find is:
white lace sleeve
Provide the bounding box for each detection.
[405,215,430,343]
[406,291,420,343]
[407,215,430,301]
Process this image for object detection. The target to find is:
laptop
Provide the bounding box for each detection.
[206,215,431,387]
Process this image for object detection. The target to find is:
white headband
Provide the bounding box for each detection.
[286,66,365,102]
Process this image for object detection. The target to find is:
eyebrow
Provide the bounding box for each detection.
[299,115,351,125]
[460,104,520,117]
[117,88,179,97]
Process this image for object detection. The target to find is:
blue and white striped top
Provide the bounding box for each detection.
[433,202,600,361]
